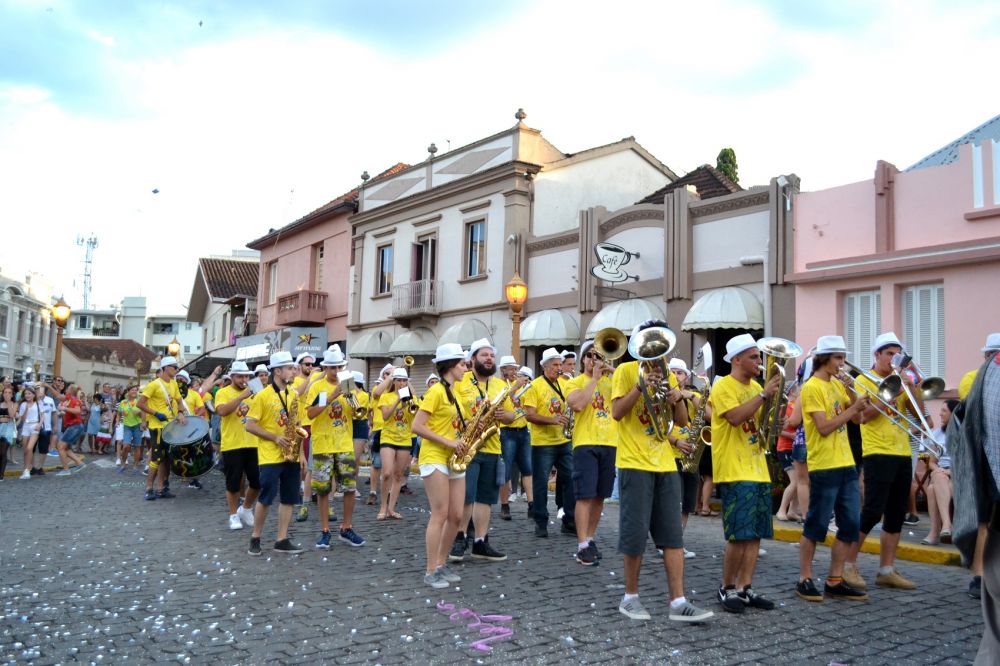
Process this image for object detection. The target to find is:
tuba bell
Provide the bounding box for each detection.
[628,325,678,441]
[593,327,628,365]
[756,337,803,454]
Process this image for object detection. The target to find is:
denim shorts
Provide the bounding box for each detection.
[61,424,85,447]
[803,466,861,543]
[464,453,500,505]
[122,424,143,446]
[500,427,532,480]
[258,461,301,506]
[352,420,369,440]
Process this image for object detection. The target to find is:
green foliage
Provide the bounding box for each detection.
[716,148,738,184]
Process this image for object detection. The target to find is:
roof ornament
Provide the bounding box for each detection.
[515,108,526,122]
[427,143,437,158]
[360,171,370,183]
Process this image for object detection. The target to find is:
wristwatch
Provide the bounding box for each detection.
[758,392,767,401]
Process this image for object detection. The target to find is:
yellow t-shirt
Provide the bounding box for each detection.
[453,374,511,455]
[708,375,770,483]
[292,373,321,426]
[183,390,205,416]
[353,389,370,422]
[306,378,353,455]
[959,369,978,401]
[800,375,856,471]
[372,383,389,432]
[523,375,571,446]
[565,373,617,448]
[378,390,418,447]
[857,371,910,457]
[246,384,299,466]
[215,385,257,452]
[417,381,471,466]
[500,379,528,429]
[141,378,181,431]
[610,361,681,472]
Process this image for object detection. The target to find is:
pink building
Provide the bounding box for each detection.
[788,114,1000,395]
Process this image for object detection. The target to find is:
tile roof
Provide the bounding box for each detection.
[63,338,157,369]
[199,258,259,300]
[906,113,1000,171]
[636,164,742,205]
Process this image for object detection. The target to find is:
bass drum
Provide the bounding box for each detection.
[161,416,215,479]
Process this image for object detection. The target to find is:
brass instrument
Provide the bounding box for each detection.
[680,343,714,474]
[593,327,627,375]
[407,396,420,415]
[512,380,532,402]
[280,390,308,463]
[449,382,516,472]
[339,374,368,420]
[403,355,415,368]
[893,353,945,401]
[840,361,929,438]
[628,325,678,441]
[757,337,803,453]
[561,402,575,440]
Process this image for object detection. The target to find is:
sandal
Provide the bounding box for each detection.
[366,493,376,506]
[376,511,387,521]
[698,509,712,517]
[921,537,939,545]
[389,511,402,520]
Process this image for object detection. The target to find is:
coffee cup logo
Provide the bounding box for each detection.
[591,243,638,282]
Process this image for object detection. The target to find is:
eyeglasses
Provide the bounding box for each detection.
[301,362,314,367]
[584,352,599,359]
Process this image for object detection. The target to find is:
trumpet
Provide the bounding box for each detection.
[628,325,677,441]
[403,355,415,368]
[593,327,627,375]
[891,353,942,439]
[757,337,803,454]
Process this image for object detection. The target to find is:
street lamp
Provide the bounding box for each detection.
[134,358,148,385]
[51,296,71,378]
[167,336,181,358]
[504,271,528,364]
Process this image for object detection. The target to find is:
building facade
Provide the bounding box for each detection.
[0,273,57,381]
[185,253,260,374]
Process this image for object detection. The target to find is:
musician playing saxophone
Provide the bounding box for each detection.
[709,334,781,614]
[497,356,529,522]
[669,358,702,553]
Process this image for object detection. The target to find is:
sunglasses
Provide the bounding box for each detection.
[300,362,314,367]
[584,352,599,359]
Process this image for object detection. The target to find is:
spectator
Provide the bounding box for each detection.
[924,399,959,545]
[17,387,43,479]
[85,394,103,453]
[55,383,86,474]
[0,385,16,478]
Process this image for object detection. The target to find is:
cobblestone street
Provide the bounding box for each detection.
[0,463,984,664]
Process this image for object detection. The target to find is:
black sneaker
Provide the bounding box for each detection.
[400,485,413,496]
[739,585,775,610]
[824,580,868,601]
[448,532,468,562]
[970,576,983,599]
[500,504,511,521]
[561,521,577,536]
[718,586,745,613]
[795,578,823,602]
[247,538,262,556]
[588,540,602,560]
[534,523,548,538]
[30,467,40,476]
[526,501,534,519]
[471,537,507,561]
[144,489,157,501]
[157,488,175,499]
[36,468,45,476]
[903,513,919,525]
[273,539,304,555]
[187,479,202,489]
[575,545,598,566]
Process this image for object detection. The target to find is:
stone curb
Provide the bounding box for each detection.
[772,522,962,566]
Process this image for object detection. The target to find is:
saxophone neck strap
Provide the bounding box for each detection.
[442,379,467,431]
[543,376,565,402]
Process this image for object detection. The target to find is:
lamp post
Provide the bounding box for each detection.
[504,271,528,364]
[167,336,181,359]
[134,358,147,385]
[51,297,72,378]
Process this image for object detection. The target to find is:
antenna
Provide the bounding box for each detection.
[76,234,99,310]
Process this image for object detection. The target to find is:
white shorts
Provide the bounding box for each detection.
[20,423,40,439]
[419,463,465,480]
[115,423,124,441]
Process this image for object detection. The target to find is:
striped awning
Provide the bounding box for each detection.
[681,287,763,331]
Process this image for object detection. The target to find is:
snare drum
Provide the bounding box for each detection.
[161,416,215,479]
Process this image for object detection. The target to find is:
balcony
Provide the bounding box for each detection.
[92,324,120,337]
[392,280,442,321]
[14,341,31,357]
[275,289,328,327]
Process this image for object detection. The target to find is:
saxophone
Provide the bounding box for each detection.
[280,390,309,463]
[561,403,575,440]
[449,383,516,472]
[680,379,712,473]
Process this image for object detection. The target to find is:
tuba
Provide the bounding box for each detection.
[628,325,678,441]
[757,337,803,454]
[449,382,516,472]
[280,390,308,463]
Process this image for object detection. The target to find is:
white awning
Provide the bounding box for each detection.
[585,298,666,339]
[387,327,438,356]
[681,287,763,332]
[438,319,491,348]
[520,309,580,346]
[350,329,394,358]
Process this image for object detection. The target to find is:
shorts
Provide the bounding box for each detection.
[61,424,85,448]
[115,423,124,442]
[223,448,261,493]
[419,463,465,480]
[777,451,794,471]
[719,482,774,542]
[258,461,301,506]
[678,467,699,515]
[300,425,312,462]
[20,423,41,439]
[148,429,169,471]
[464,453,500,505]
[617,468,683,555]
[311,452,357,495]
[791,440,807,464]
[860,454,911,535]
[572,446,616,499]
[501,427,532,480]
[371,429,382,452]
[382,441,413,453]
[803,466,861,543]
[352,420,369,440]
[122,425,143,446]
[36,430,51,455]
[699,445,713,477]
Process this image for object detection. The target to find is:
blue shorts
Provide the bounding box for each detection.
[258,462,301,506]
[803,466,861,543]
[122,425,143,446]
[61,424,85,447]
[572,445,617,499]
[719,482,774,542]
[464,453,501,506]
[500,427,532,480]
[791,441,807,464]
[352,420,369,440]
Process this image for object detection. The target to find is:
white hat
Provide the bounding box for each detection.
[392,367,409,380]
[269,350,295,369]
[469,338,495,357]
[295,352,315,365]
[982,333,1000,353]
[320,347,347,367]
[160,356,179,369]
[222,373,231,380]
[425,373,440,386]
[230,361,252,376]
[432,343,466,363]
[723,334,757,363]
[815,335,848,354]
[498,355,518,368]
[176,370,191,383]
[517,366,534,380]
[327,343,342,354]
[540,347,563,366]
[668,358,689,375]
[463,349,472,363]
[561,350,577,359]
[352,371,365,385]
[579,340,594,358]
[380,363,394,376]
[254,364,269,375]
[871,332,905,356]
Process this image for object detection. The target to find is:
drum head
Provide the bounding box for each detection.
[161,416,210,445]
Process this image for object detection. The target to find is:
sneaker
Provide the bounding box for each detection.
[339,527,366,547]
[500,504,511,521]
[36,468,45,476]
[683,548,696,559]
[903,513,919,525]
[619,597,651,620]
[874,569,916,590]
[117,466,126,475]
[316,531,332,550]
[795,578,823,602]
[970,576,983,599]
[56,469,72,477]
[471,538,507,561]
[758,548,767,557]
[70,463,86,472]
[824,580,868,600]
[144,489,157,501]
[436,565,461,583]
[575,545,598,566]
[534,524,548,538]
[588,540,602,560]
[526,501,534,519]
[20,469,31,480]
[739,585,775,610]
[561,521,577,536]
[237,506,255,527]
[248,538,262,556]
[449,533,468,562]
[843,563,867,590]
[669,600,714,623]
[273,539,304,554]
[187,479,202,489]
[366,492,376,506]
[157,489,175,499]
[400,485,414,496]
[29,467,39,476]
[295,505,309,522]
[228,514,243,530]
[718,586,745,613]
[116,458,122,467]
[423,569,449,589]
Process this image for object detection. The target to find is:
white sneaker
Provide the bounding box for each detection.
[20,469,31,480]
[758,548,767,557]
[237,506,255,527]
[228,514,243,530]
[684,548,696,559]
[115,458,122,467]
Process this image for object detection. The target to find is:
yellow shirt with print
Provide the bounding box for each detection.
[857,371,910,457]
[306,378,353,455]
[708,375,770,483]
[246,384,297,466]
[417,382,471,466]
[453,374,512,455]
[378,390,419,447]
[292,373,320,426]
[352,389,370,421]
[183,389,205,416]
[372,384,389,432]
[141,378,181,431]
[959,369,978,401]
[673,390,703,461]
[610,361,681,472]
[565,373,617,448]
[523,375,571,446]
[800,375,856,471]
[500,379,528,429]
[215,385,257,452]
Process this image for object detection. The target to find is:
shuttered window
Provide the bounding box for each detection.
[902,284,945,378]
[844,289,881,366]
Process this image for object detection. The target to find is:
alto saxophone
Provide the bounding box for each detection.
[680,379,712,474]
[561,403,575,440]
[281,390,308,463]
[449,382,516,472]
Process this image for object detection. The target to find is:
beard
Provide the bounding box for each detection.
[474,360,496,378]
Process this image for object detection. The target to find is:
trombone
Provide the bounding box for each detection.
[592,327,627,375]
[891,353,943,440]
[840,361,932,439]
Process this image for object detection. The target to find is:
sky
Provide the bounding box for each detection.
[1,0,998,316]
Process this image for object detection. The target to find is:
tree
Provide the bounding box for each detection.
[716,148,738,184]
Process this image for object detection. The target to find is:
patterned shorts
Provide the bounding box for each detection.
[719,481,774,542]
[311,452,357,495]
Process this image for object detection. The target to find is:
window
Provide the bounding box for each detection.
[27,313,35,344]
[184,345,191,353]
[77,315,90,329]
[185,322,192,330]
[412,236,437,282]
[902,284,945,378]
[267,261,278,304]
[0,304,7,337]
[221,312,229,342]
[376,244,393,295]
[153,322,175,334]
[844,289,881,366]
[464,220,486,278]
[314,244,325,291]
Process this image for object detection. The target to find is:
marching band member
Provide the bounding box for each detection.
[350,370,370,482]
[709,334,779,613]
[378,367,419,521]
[669,358,701,558]
[367,363,395,506]
[498,356,530,521]
[960,333,1000,401]
[561,350,578,379]
[565,340,617,566]
[797,336,868,601]
[137,356,189,501]
[292,352,323,523]
[254,365,270,384]
[214,361,258,531]
[175,370,208,489]
[425,374,440,392]
[411,343,470,589]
